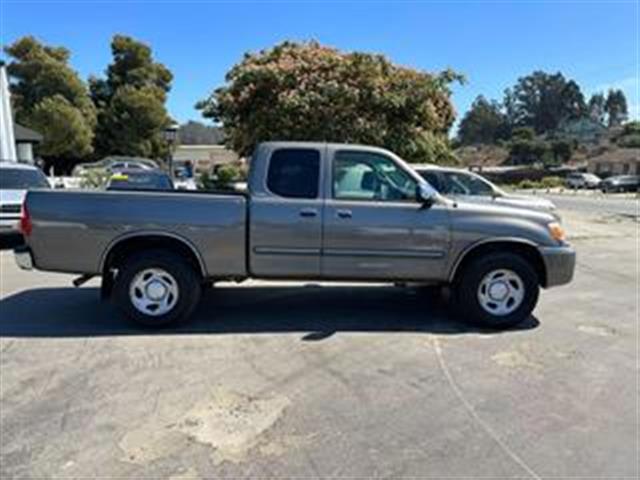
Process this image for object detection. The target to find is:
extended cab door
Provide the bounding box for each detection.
[321,148,450,280]
[249,145,324,278]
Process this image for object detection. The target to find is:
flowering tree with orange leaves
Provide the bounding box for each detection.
[197,41,463,163]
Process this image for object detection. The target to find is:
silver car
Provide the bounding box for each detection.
[565,172,601,189]
[0,162,50,236]
[413,165,558,218]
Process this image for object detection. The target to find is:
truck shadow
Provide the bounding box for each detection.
[0,285,539,338]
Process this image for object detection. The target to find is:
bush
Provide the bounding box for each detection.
[508,139,550,165]
[551,140,573,163]
[198,172,216,190]
[515,176,563,189]
[511,127,536,141]
[198,164,245,190]
[622,121,640,135]
[618,133,640,148]
[79,168,110,189]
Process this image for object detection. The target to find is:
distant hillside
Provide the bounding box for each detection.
[454,121,640,169]
[179,121,224,145]
[454,144,510,167]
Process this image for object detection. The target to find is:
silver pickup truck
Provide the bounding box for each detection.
[15,142,575,328]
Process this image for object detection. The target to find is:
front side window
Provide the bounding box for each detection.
[267,149,320,199]
[333,151,417,201]
[441,171,494,196]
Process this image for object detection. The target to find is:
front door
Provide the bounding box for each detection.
[249,147,324,278]
[322,149,450,280]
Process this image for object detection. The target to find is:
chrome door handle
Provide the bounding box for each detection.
[299,208,317,218]
[337,209,352,219]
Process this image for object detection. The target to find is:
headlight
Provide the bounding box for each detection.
[548,222,566,242]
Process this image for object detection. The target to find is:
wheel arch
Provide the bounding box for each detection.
[449,238,547,287]
[100,232,207,280]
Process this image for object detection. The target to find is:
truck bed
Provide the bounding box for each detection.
[24,189,248,277]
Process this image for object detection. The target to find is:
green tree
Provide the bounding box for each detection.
[604,89,628,127]
[90,35,173,158]
[508,71,586,134]
[588,92,606,125]
[551,139,573,164]
[197,41,462,163]
[508,138,550,165]
[4,36,96,169]
[511,126,536,141]
[457,95,509,145]
[616,120,640,148]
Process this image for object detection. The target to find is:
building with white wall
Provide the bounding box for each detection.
[172,144,240,174]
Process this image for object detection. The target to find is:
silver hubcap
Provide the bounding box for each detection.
[129,268,179,316]
[477,269,525,316]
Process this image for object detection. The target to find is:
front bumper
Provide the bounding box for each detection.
[14,246,34,270]
[539,245,576,287]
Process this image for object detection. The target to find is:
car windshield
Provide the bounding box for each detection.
[0,168,50,189]
[108,172,173,190]
[440,171,495,196]
[611,176,637,182]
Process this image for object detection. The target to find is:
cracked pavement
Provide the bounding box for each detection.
[0,197,637,478]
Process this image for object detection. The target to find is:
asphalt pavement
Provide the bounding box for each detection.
[0,200,637,478]
[522,190,638,217]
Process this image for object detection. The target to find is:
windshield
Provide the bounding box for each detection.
[108,173,174,190]
[439,171,495,196]
[0,168,50,190]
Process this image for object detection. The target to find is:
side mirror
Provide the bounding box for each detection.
[416,183,437,207]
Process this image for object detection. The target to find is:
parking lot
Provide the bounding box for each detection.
[0,195,637,478]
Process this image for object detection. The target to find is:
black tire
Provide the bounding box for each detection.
[113,249,202,327]
[452,252,539,329]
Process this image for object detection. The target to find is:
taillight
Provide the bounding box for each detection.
[20,203,32,237]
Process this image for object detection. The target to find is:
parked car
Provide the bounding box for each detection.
[15,142,575,329]
[72,157,158,177]
[413,165,558,218]
[106,169,174,191]
[107,161,155,172]
[565,172,601,189]
[0,162,50,236]
[599,175,640,193]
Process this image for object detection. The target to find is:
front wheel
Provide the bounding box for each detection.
[453,253,539,329]
[113,250,202,327]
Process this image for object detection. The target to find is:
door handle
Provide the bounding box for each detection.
[337,209,352,219]
[299,208,317,218]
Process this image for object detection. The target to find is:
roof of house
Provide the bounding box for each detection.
[14,124,43,143]
[587,148,640,164]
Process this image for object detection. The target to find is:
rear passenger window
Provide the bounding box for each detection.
[267,149,320,199]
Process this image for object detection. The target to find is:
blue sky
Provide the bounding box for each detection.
[1,0,638,129]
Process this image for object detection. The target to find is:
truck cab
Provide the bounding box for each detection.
[248,142,448,280]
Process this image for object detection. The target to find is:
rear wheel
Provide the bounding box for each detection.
[453,253,539,329]
[113,249,202,327]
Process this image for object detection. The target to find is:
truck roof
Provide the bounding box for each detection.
[256,141,399,155]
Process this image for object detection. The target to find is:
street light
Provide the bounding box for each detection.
[163,122,180,177]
